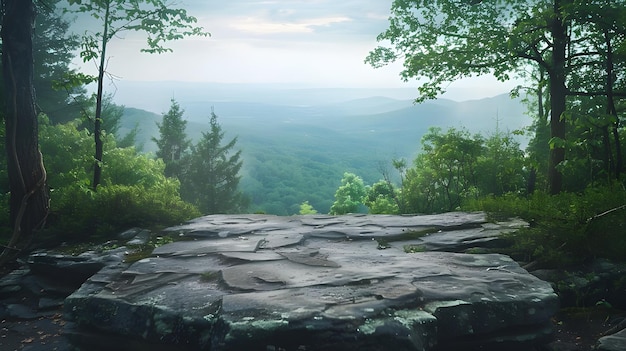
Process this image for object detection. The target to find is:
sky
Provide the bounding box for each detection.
[68,0,519,101]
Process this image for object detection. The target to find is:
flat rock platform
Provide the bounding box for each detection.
[64,212,559,350]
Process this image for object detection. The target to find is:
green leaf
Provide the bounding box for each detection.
[548,137,566,150]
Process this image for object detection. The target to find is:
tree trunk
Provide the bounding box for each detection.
[1,0,50,263]
[604,29,623,180]
[92,0,111,190]
[548,0,568,194]
[612,120,622,180]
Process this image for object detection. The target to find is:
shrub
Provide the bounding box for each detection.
[48,180,199,239]
[464,185,626,267]
[37,117,200,241]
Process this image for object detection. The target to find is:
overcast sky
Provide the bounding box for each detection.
[69,0,518,101]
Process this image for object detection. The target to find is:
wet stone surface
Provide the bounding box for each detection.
[597,328,626,351]
[64,213,559,350]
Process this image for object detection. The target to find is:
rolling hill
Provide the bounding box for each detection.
[119,88,531,215]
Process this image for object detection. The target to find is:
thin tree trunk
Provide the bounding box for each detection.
[612,120,622,180]
[528,67,547,194]
[1,0,49,264]
[601,125,612,181]
[604,29,622,180]
[548,0,568,194]
[92,0,111,190]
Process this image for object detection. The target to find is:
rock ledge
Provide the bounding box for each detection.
[65,213,558,350]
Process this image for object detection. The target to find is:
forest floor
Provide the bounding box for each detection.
[549,307,625,350]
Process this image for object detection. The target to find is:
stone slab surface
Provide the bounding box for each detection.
[64,213,558,351]
[597,328,626,351]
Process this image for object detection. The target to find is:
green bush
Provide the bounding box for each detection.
[49,180,199,239]
[464,185,626,267]
[37,117,200,241]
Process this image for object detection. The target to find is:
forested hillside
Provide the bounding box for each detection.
[1,0,623,272]
[120,93,530,214]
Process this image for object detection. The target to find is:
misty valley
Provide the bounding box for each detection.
[119,85,530,215]
[1,0,626,350]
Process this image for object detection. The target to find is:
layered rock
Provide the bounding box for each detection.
[598,329,626,351]
[64,213,558,350]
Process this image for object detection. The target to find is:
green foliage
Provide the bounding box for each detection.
[399,127,529,213]
[99,94,124,137]
[117,123,140,149]
[32,0,87,124]
[299,201,318,215]
[39,115,99,189]
[242,145,361,215]
[67,0,209,57]
[369,0,626,195]
[364,180,399,214]
[50,181,198,238]
[122,105,386,216]
[366,0,524,102]
[464,185,626,267]
[66,0,209,189]
[37,116,198,239]
[403,244,427,253]
[477,129,527,195]
[553,97,625,191]
[153,99,190,178]
[329,172,367,215]
[402,127,485,213]
[181,111,248,214]
[39,112,141,188]
[102,147,168,187]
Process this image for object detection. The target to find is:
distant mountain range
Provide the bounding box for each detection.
[117,82,532,215]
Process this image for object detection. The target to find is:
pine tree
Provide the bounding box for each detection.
[152,99,190,178]
[181,110,247,214]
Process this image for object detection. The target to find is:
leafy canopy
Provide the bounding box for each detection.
[366,0,528,102]
[66,0,209,190]
[329,172,367,215]
[299,201,318,215]
[67,0,209,57]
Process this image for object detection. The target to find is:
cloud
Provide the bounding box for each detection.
[186,0,390,37]
[70,0,440,91]
[230,14,352,34]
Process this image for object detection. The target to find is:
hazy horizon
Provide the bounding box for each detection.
[67,0,522,104]
[96,80,520,116]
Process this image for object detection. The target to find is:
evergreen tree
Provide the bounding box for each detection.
[152,99,190,178]
[74,93,135,149]
[0,0,85,125]
[181,110,247,214]
[66,0,208,190]
[32,0,85,124]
